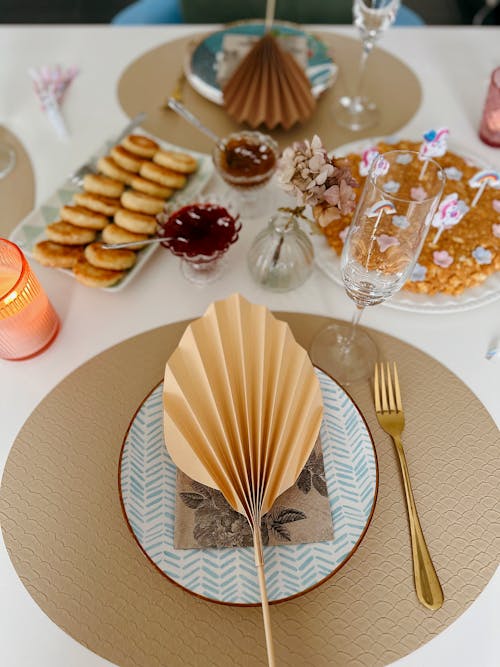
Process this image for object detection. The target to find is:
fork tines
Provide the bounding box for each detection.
[374,362,403,413]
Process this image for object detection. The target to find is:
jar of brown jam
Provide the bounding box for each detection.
[213,131,279,190]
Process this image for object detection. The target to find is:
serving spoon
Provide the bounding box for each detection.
[166,98,226,152]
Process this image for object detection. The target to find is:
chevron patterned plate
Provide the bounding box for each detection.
[119,368,378,605]
[9,130,213,291]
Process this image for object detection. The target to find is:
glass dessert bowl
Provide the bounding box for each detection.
[212,130,279,203]
[157,198,241,284]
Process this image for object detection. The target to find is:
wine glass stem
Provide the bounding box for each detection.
[351,42,374,107]
[341,305,365,354]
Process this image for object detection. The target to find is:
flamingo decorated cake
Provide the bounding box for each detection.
[320,136,500,296]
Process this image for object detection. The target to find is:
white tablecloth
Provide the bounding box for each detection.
[0,24,499,667]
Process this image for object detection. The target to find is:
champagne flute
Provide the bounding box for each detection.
[310,150,445,385]
[334,0,400,131]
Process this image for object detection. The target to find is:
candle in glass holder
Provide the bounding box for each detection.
[479,67,500,148]
[0,238,59,360]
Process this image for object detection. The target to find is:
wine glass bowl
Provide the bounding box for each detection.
[334,0,400,131]
[310,150,445,384]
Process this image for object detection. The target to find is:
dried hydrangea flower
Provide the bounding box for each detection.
[277,135,358,216]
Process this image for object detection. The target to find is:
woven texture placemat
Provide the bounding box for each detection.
[0,126,35,237]
[117,32,421,152]
[1,313,499,667]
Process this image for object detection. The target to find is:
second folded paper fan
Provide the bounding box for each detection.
[163,293,324,666]
[222,33,316,130]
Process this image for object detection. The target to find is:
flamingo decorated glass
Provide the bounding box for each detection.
[310,150,445,384]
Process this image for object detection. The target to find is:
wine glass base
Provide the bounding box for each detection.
[310,322,378,386]
[333,96,380,132]
[180,256,225,285]
[0,144,16,179]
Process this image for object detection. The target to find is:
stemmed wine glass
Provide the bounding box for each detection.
[334,0,400,131]
[310,150,445,385]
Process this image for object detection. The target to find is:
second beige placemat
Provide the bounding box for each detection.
[0,126,35,237]
[117,32,422,152]
[1,314,499,667]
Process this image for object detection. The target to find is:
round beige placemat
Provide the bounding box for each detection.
[1,313,499,667]
[117,32,422,152]
[0,126,35,237]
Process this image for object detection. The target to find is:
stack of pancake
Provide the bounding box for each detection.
[33,134,198,288]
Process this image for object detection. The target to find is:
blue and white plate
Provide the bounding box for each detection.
[186,20,337,106]
[119,368,378,605]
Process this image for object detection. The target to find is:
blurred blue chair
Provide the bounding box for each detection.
[112,0,425,26]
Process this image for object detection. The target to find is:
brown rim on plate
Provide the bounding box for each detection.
[117,364,379,608]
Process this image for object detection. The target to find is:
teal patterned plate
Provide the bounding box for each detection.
[9,131,214,291]
[186,20,337,105]
[119,368,378,605]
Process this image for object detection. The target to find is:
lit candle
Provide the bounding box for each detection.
[0,239,59,360]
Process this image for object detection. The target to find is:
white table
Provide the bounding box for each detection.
[0,24,499,667]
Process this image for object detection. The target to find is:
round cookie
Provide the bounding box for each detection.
[45,221,97,246]
[84,243,137,271]
[101,224,149,248]
[73,259,125,288]
[114,209,157,235]
[83,173,124,198]
[97,156,135,185]
[60,205,108,230]
[139,161,187,189]
[121,134,159,159]
[153,149,197,174]
[121,190,165,215]
[110,145,144,173]
[74,192,121,216]
[33,241,85,268]
[130,176,173,199]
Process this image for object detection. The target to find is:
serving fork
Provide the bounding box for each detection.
[68,111,146,186]
[374,362,444,611]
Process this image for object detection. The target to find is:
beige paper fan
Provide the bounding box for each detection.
[163,294,323,667]
[222,33,316,130]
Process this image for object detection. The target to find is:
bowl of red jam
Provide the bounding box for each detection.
[212,131,279,191]
[157,200,241,284]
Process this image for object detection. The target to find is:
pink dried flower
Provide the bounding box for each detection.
[278,135,358,215]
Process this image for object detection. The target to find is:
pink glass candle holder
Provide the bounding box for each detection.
[0,239,60,360]
[479,67,500,148]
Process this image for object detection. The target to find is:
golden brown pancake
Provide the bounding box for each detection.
[110,145,144,172]
[73,259,125,288]
[121,134,159,158]
[130,175,173,199]
[60,205,108,230]
[121,190,165,215]
[97,156,135,185]
[114,208,157,235]
[153,149,198,174]
[139,161,187,189]
[33,241,85,268]
[84,242,137,271]
[74,191,121,216]
[83,173,124,198]
[45,220,97,245]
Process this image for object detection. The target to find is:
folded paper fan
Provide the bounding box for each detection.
[163,293,323,667]
[222,33,316,130]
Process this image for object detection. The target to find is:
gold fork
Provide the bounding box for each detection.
[162,72,186,109]
[374,362,444,611]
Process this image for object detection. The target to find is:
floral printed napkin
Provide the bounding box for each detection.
[174,437,333,549]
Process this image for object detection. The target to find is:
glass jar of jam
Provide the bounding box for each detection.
[213,131,279,190]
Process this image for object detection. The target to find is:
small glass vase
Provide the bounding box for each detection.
[247,208,314,291]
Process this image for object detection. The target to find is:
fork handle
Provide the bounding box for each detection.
[393,435,444,611]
